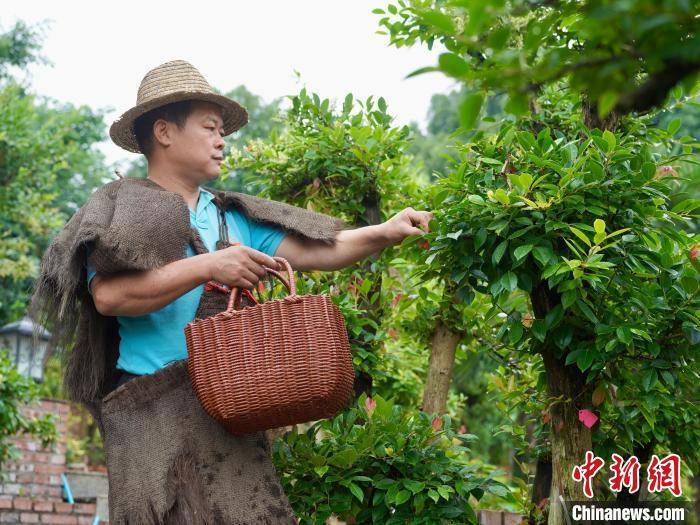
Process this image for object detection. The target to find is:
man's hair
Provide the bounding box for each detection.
[133,99,196,158]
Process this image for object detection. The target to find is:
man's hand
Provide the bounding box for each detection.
[207,244,281,290]
[380,207,434,245]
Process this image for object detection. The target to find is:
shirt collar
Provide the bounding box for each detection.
[190,187,216,216]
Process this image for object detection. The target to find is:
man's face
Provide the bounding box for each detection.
[162,101,226,184]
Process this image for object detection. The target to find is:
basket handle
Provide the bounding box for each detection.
[226,256,296,312]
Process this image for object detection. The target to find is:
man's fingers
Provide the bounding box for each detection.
[408,210,431,232]
[238,269,259,289]
[246,247,280,269]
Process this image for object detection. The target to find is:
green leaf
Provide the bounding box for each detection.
[446,229,463,240]
[438,53,470,77]
[419,10,455,32]
[394,489,411,505]
[616,327,633,346]
[514,244,534,260]
[533,246,554,266]
[642,161,656,179]
[402,480,425,494]
[342,93,353,114]
[545,305,564,329]
[459,92,484,129]
[593,219,606,234]
[474,228,487,249]
[576,348,594,371]
[437,485,454,500]
[428,489,440,503]
[569,226,591,247]
[576,299,599,323]
[531,319,547,342]
[642,369,657,391]
[492,240,508,264]
[503,271,518,291]
[602,130,616,150]
[667,118,681,135]
[468,194,485,205]
[348,481,364,503]
[508,322,524,344]
[562,290,577,310]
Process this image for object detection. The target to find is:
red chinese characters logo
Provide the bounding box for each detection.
[572,452,682,498]
[609,453,640,494]
[572,451,606,498]
[647,453,682,497]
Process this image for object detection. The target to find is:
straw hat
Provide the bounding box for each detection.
[109,59,248,153]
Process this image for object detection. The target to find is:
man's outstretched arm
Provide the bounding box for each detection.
[275,206,433,272]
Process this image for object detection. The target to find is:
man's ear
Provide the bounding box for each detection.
[152,118,172,148]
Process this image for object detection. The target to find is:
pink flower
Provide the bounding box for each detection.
[654,166,678,179]
[364,397,376,414]
[578,409,599,428]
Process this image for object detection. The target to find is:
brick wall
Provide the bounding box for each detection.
[0,398,106,525]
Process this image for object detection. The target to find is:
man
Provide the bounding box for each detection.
[31,60,432,524]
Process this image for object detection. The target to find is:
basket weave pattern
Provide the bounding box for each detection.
[185,257,354,435]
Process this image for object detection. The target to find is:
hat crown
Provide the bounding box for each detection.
[136,60,214,105]
[110,59,248,153]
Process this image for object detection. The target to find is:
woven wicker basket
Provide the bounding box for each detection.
[184,256,355,435]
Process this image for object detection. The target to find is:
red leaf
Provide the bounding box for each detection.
[431,415,443,432]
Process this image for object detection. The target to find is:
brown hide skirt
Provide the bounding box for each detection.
[100,358,298,524]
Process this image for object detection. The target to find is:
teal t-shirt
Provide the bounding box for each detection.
[85,187,287,376]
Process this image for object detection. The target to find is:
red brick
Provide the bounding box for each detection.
[33,474,51,485]
[76,518,94,525]
[0,497,13,509]
[0,483,21,495]
[53,502,73,513]
[13,497,33,510]
[0,512,20,522]
[20,512,39,523]
[40,514,78,524]
[16,473,36,484]
[32,501,53,512]
[46,487,62,498]
[72,503,96,516]
[49,455,64,466]
[34,465,63,475]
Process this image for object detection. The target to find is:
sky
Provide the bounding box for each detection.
[5,1,457,169]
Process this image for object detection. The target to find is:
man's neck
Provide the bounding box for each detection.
[146,168,200,212]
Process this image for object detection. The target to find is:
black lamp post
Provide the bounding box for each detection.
[0,315,52,382]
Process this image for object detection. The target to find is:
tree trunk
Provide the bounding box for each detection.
[421,320,462,414]
[582,98,620,131]
[530,456,553,525]
[541,348,592,525]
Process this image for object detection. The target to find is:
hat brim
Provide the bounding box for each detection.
[109,91,249,154]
